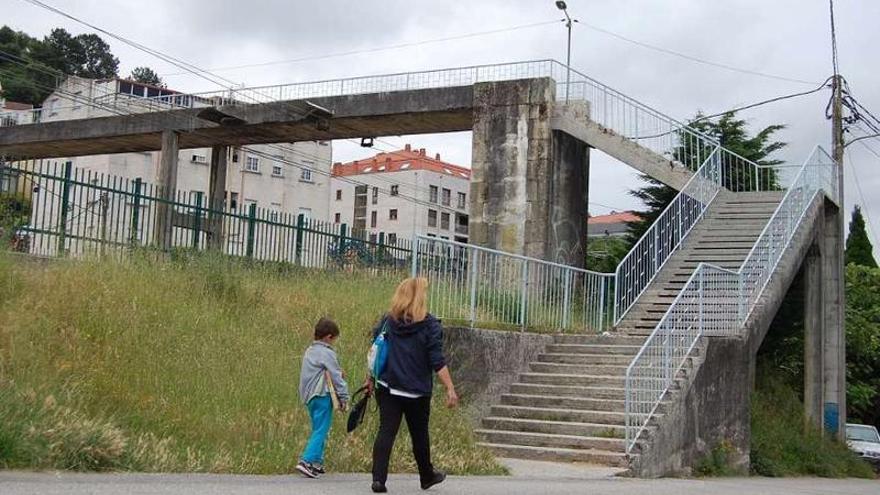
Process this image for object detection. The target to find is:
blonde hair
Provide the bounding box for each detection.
[389,277,429,323]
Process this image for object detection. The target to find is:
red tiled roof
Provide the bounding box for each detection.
[3,101,33,111]
[588,211,640,225]
[333,144,471,179]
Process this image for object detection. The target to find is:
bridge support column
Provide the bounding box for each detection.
[470,78,589,267]
[154,129,179,251]
[207,145,228,250]
[803,202,846,437]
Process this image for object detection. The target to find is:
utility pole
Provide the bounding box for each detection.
[555,1,575,103]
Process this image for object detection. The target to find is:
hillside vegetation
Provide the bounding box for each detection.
[0,253,504,474]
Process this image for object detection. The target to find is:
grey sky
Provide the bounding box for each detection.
[4,0,879,248]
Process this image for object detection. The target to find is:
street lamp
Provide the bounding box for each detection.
[556,1,574,103]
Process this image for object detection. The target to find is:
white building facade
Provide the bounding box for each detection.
[331,144,470,246]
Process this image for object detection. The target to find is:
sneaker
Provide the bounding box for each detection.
[421,470,446,490]
[312,464,326,475]
[371,481,388,493]
[296,461,320,479]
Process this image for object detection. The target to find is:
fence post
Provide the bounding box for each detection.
[519,261,529,331]
[469,249,479,328]
[377,232,386,267]
[410,236,419,277]
[245,202,257,258]
[57,161,73,257]
[294,213,305,265]
[561,269,572,331]
[130,178,142,246]
[191,191,203,249]
[599,276,607,332]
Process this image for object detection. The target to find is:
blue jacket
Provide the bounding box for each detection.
[372,314,446,397]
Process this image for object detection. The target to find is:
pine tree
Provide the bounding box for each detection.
[845,206,877,267]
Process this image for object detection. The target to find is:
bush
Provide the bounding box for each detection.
[750,374,873,478]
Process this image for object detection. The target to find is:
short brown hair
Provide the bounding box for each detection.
[314,317,340,340]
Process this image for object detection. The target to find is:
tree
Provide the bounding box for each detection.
[845,206,877,267]
[844,264,880,427]
[627,113,787,243]
[0,26,60,105]
[129,66,164,87]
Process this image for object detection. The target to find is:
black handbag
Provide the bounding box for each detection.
[347,385,371,433]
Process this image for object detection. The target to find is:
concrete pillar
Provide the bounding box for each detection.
[154,129,179,251]
[803,243,824,427]
[821,202,846,437]
[470,78,589,267]
[207,145,228,250]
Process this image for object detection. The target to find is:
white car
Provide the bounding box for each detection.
[846,423,880,469]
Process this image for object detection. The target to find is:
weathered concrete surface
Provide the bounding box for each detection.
[470,78,590,265]
[551,106,692,191]
[443,326,552,422]
[0,87,474,159]
[630,338,751,477]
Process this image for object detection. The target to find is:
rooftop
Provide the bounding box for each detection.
[333,144,471,179]
[588,211,640,225]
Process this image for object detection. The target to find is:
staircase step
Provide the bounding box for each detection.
[518,373,626,388]
[545,344,641,355]
[529,362,629,376]
[482,416,627,438]
[509,383,626,400]
[475,429,626,452]
[552,334,646,346]
[500,393,624,412]
[537,353,634,365]
[477,442,628,466]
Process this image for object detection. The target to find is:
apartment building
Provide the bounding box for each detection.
[35,76,331,220]
[331,144,470,246]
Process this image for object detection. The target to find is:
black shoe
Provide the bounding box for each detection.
[295,461,319,479]
[421,470,446,490]
[312,464,326,475]
[371,481,387,493]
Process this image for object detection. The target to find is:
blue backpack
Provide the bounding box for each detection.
[367,318,390,379]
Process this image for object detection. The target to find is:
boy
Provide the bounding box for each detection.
[297,317,349,478]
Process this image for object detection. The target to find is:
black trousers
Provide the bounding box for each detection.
[371,386,433,484]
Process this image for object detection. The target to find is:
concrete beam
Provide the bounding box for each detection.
[207,145,228,250]
[821,203,846,438]
[0,86,475,159]
[803,243,824,427]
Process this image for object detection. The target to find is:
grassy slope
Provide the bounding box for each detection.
[0,253,504,474]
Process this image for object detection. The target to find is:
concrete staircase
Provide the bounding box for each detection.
[475,190,783,465]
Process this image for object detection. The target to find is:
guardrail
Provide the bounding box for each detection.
[623,145,838,453]
[411,235,615,333]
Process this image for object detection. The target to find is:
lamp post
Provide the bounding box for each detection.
[556,1,573,103]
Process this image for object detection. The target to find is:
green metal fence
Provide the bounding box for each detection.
[0,160,413,273]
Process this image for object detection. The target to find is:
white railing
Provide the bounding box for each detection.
[412,236,615,333]
[624,146,838,453]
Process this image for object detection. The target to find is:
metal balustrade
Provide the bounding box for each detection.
[624,146,839,454]
[411,236,615,333]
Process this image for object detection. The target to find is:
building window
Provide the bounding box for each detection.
[389,209,398,221]
[188,190,204,205]
[272,165,283,177]
[190,153,207,164]
[458,192,466,209]
[371,211,377,228]
[441,212,450,230]
[370,233,378,243]
[442,188,451,207]
[390,185,399,196]
[298,207,312,219]
[429,185,438,203]
[334,213,341,223]
[372,186,379,205]
[245,156,260,173]
[229,192,239,210]
[232,151,240,163]
[428,209,437,227]
[388,233,397,245]
[300,168,313,182]
[336,189,342,201]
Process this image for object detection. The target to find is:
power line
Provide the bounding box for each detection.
[574,20,822,86]
[160,20,561,77]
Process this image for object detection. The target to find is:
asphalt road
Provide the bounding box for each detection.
[1,471,878,495]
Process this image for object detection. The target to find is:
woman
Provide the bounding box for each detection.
[366,277,458,493]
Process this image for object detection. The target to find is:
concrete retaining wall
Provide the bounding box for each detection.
[443,326,552,421]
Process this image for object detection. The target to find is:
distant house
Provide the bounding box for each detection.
[587,211,640,238]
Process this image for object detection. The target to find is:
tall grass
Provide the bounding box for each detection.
[750,374,873,478]
[0,253,504,475]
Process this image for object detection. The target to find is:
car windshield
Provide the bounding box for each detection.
[847,425,880,443]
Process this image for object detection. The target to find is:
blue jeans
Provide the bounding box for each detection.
[301,395,333,465]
